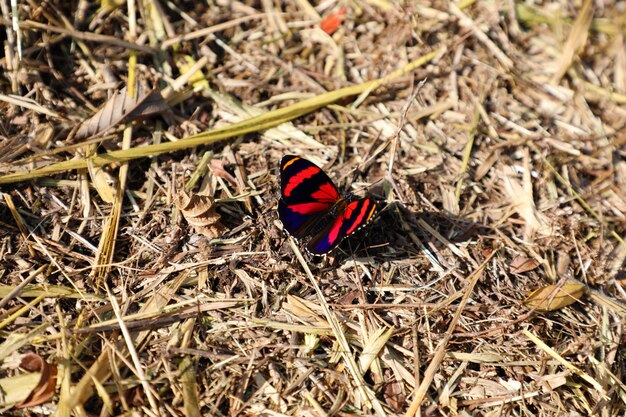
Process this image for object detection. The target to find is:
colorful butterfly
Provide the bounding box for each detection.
[278,155,377,255]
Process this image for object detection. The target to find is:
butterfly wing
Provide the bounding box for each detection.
[306,197,377,255]
[278,155,341,238]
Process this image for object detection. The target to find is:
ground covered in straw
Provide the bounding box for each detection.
[0,0,625,416]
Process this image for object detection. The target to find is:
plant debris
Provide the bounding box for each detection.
[174,190,226,239]
[0,1,625,416]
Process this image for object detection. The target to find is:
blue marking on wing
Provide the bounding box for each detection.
[307,236,333,254]
[278,200,306,235]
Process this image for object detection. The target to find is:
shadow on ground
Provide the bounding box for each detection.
[321,201,489,264]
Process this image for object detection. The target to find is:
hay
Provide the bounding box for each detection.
[0,1,625,416]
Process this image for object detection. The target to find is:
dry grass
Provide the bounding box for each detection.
[0,1,625,416]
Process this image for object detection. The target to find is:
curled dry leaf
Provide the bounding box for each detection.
[174,190,226,238]
[16,352,58,408]
[524,283,586,312]
[509,255,540,274]
[75,84,169,140]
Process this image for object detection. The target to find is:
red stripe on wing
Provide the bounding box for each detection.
[326,215,344,245]
[345,199,375,235]
[283,166,320,197]
[287,202,333,214]
[311,182,341,202]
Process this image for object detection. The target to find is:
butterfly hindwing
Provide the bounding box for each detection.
[277,199,325,239]
[279,155,341,238]
[306,197,377,255]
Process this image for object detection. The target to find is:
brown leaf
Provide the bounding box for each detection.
[383,379,406,413]
[509,255,540,274]
[16,353,58,408]
[337,290,361,305]
[524,283,586,312]
[131,386,145,406]
[75,84,168,139]
[174,190,226,238]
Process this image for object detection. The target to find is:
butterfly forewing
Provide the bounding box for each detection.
[306,197,377,255]
[280,155,340,204]
[279,155,341,238]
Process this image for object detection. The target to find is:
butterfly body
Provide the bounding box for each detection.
[278,155,377,255]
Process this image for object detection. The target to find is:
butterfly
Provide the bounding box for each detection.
[278,155,377,255]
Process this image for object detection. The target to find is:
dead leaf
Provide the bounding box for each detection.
[283,295,327,327]
[32,125,55,148]
[210,159,238,188]
[16,352,58,408]
[337,289,361,305]
[510,255,540,273]
[524,283,586,312]
[131,386,145,406]
[75,84,168,140]
[0,373,40,408]
[383,379,405,413]
[501,162,553,238]
[174,190,226,238]
[87,158,116,203]
[537,372,568,390]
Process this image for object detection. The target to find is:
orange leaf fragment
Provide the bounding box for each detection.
[509,255,540,273]
[16,353,58,408]
[524,283,586,312]
[320,8,346,35]
[174,190,226,238]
